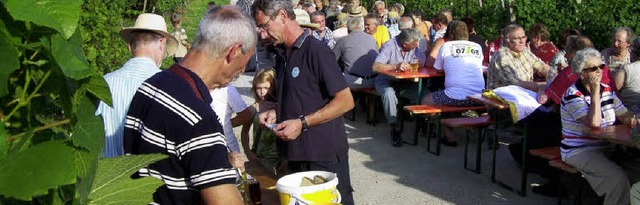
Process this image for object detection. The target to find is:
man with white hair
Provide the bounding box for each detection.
[372,28,425,147]
[334,17,379,89]
[96,13,178,158]
[310,11,336,48]
[123,6,256,204]
[399,15,427,53]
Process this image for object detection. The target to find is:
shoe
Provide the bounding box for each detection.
[532,181,564,198]
[391,130,403,147]
[441,139,458,147]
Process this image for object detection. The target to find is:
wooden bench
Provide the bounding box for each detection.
[346,87,378,125]
[403,104,487,155]
[441,116,493,173]
[529,146,561,160]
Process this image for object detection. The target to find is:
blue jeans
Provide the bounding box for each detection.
[374,76,418,125]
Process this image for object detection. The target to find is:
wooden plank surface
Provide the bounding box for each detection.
[466,94,509,110]
[244,160,280,204]
[403,104,487,114]
[588,125,636,148]
[378,67,444,79]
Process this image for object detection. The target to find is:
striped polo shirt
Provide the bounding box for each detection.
[96,57,161,158]
[560,79,627,155]
[124,65,236,204]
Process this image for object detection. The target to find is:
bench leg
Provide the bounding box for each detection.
[426,114,442,156]
[403,115,420,146]
[475,128,483,173]
[464,129,470,171]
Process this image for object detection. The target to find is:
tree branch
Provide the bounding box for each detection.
[6,119,71,142]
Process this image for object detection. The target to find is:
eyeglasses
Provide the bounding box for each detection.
[508,36,527,42]
[257,18,272,32]
[582,64,606,72]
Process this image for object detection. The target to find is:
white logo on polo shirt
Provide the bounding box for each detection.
[292,67,300,78]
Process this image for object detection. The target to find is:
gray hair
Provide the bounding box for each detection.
[398,16,414,29]
[503,23,523,42]
[346,17,364,32]
[364,14,379,26]
[571,48,602,74]
[310,10,325,19]
[613,26,636,44]
[252,0,296,21]
[374,0,385,7]
[397,28,421,44]
[192,5,257,59]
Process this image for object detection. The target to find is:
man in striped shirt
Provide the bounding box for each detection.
[96,13,178,158]
[560,48,637,205]
[123,6,255,204]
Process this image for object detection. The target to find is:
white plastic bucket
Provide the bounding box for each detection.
[276,171,341,205]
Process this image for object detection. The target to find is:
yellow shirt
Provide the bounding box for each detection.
[372,25,390,49]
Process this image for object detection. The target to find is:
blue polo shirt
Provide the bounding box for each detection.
[275,29,349,162]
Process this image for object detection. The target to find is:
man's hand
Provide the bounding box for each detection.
[396,62,410,72]
[273,118,303,141]
[228,151,245,171]
[536,89,548,104]
[258,109,276,125]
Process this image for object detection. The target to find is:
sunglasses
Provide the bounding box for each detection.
[582,64,606,72]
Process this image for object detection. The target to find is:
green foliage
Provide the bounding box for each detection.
[0,0,167,203]
[80,0,186,73]
[87,154,167,204]
[368,0,639,50]
[0,141,76,200]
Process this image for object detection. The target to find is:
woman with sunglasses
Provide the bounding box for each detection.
[560,48,638,205]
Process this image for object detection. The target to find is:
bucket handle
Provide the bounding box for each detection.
[289,190,342,205]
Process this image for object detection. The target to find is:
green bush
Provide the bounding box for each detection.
[80,0,185,73]
[363,0,640,50]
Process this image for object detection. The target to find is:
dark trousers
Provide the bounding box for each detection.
[288,151,355,205]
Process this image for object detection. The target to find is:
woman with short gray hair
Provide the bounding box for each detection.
[561,48,638,205]
[601,26,636,72]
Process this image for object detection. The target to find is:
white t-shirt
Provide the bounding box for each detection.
[209,85,248,152]
[434,40,485,100]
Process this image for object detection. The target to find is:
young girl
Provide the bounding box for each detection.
[242,68,282,175]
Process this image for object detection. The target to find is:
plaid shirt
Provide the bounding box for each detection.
[313,27,336,49]
[487,46,546,89]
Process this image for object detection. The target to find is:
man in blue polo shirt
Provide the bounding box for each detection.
[123,6,255,204]
[252,1,355,204]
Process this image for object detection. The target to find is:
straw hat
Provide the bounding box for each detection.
[334,13,348,28]
[294,9,320,29]
[347,6,363,17]
[119,13,179,56]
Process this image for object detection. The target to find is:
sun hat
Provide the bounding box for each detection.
[347,6,363,17]
[294,9,320,29]
[334,13,348,28]
[119,13,179,56]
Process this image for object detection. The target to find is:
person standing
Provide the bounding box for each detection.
[251,0,355,204]
[171,13,191,62]
[123,6,256,204]
[96,13,178,158]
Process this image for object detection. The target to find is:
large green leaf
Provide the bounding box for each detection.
[84,75,112,107]
[74,150,97,204]
[51,30,93,80]
[4,0,82,39]
[0,20,20,97]
[0,141,76,200]
[88,154,167,204]
[0,124,8,157]
[72,93,104,155]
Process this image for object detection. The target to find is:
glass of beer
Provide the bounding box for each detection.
[410,59,420,72]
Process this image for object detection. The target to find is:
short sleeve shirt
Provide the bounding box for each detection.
[434,40,485,100]
[375,36,426,65]
[209,85,249,152]
[487,47,546,89]
[275,29,349,162]
[124,65,235,204]
[560,80,627,154]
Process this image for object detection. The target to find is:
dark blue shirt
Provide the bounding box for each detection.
[124,65,236,205]
[275,29,349,162]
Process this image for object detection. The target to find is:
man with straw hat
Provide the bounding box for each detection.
[252,0,355,204]
[123,6,255,204]
[96,13,178,158]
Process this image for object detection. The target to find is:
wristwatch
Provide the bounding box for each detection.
[299,115,309,132]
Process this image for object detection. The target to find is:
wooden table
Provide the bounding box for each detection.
[379,67,444,102]
[245,160,279,205]
[467,94,530,197]
[589,125,636,148]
